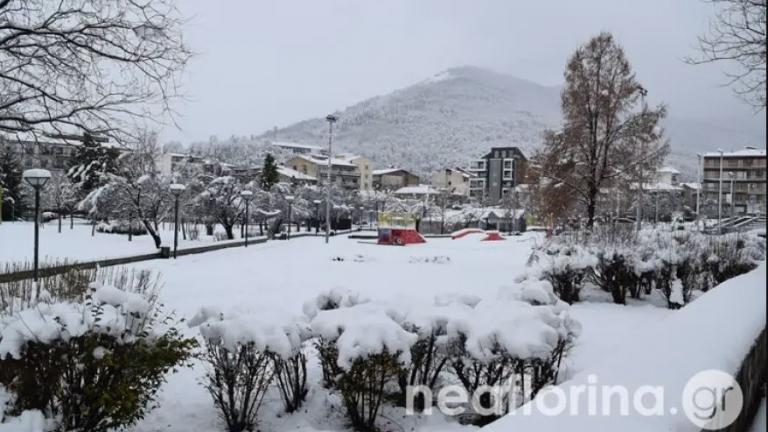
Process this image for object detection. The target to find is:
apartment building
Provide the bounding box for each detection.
[467,147,527,204]
[702,147,766,215]
[0,133,111,174]
[156,153,233,178]
[286,153,372,192]
[431,168,472,197]
[372,168,420,191]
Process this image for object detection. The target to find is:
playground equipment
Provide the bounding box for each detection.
[451,228,506,241]
[377,212,426,245]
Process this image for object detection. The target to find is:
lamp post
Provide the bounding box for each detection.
[696,153,702,230]
[285,195,294,239]
[170,183,186,258]
[717,149,724,233]
[313,199,321,235]
[358,206,364,228]
[729,172,735,218]
[325,114,337,244]
[23,169,51,283]
[240,190,253,247]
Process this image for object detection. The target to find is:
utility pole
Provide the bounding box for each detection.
[717,149,724,233]
[696,153,702,230]
[325,114,337,244]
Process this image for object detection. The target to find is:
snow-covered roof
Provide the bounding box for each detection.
[657,166,679,174]
[271,141,323,152]
[630,182,683,192]
[681,182,700,190]
[291,154,357,168]
[277,166,317,181]
[394,184,440,196]
[372,168,403,176]
[703,148,766,158]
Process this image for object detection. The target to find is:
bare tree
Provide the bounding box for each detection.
[688,0,767,109]
[0,0,190,141]
[535,33,667,229]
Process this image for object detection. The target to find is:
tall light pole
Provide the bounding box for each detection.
[23,169,51,284]
[717,149,724,233]
[325,114,337,244]
[313,199,321,235]
[696,153,702,230]
[285,195,294,239]
[240,190,253,247]
[729,171,735,218]
[170,183,186,258]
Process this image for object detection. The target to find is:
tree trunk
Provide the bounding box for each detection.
[224,224,235,240]
[58,214,62,233]
[205,223,214,236]
[70,212,74,229]
[142,219,162,248]
[586,184,598,229]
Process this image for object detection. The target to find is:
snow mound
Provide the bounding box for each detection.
[302,288,370,319]
[189,307,309,359]
[448,299,570,362]
[310,303,418,369]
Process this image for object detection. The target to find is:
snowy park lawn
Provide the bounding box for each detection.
[0,220,250,266]
[117,233,674,432]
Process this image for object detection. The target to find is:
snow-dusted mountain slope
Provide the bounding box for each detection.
[251,66,764,178]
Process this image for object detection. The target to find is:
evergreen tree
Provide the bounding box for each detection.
[67,133,120,192]
[0,148,26,221]
[260,153,280,190]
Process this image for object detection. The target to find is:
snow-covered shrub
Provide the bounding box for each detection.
[393,301,471,411]
[310,303,417,432]
[95,219,147,235]
[591,246,640,305]
[190,307,309,429]
[445,296,579,425]
[0,272,194,432]
[528,243,596,304]
[303,288,370,388]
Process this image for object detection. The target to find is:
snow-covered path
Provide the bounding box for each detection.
[123,233,671,432]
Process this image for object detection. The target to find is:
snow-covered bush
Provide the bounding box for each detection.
[95,219,147,236]
[0,271,194,432]
[190,307,310,429]
[445,291,579,425]
[527,243,596,304]
[303,288,370,388]
[310,302,417,432]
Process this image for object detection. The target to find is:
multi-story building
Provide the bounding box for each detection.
[467,147,527,204]
[430,168,472,197]
[156,153,233,178]
[286,154,372,192]
[702,147,766,216]
[372,168,420,191]
[0,133,111,174]
[277,165,317,186]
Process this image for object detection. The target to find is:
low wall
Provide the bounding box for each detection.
[0,230,352,283]
[726,328,766,432]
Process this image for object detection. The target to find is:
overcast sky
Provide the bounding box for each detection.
[161,0,764,143]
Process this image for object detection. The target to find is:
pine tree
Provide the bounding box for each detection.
[67,133,120,192]
[260,153,280,190]
[0,148,26,221]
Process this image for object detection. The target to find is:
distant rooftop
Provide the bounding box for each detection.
[277,165,317,181]
[657,166,680,174]
[271,141,323,151]
[292,154,357,168]
[703,148,766,158]
[394,184,439,195]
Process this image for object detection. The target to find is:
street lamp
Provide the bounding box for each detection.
[285,195,294,239]
[240,190,253,247]
[358,206,364,228]
[313,199,321,235]
[717,149,724,233]
[729,171,735,218]
[170,183,186,258]
[696,153,702,230]
[23,169,51,283]
[325,114,337,244]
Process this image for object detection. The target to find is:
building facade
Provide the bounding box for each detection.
[286,154,371,192]
[468,147,527,204]
[0,134,110,174]
[269,141,324,155]
[702,148,766,216]
[430,168,472,197]
[372,168,420,191]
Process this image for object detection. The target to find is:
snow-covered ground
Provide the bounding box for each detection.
[0,221,259,266]
[114,233,674,432]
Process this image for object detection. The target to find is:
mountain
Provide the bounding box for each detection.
[256,66,765,178]
[261,66,562,175]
